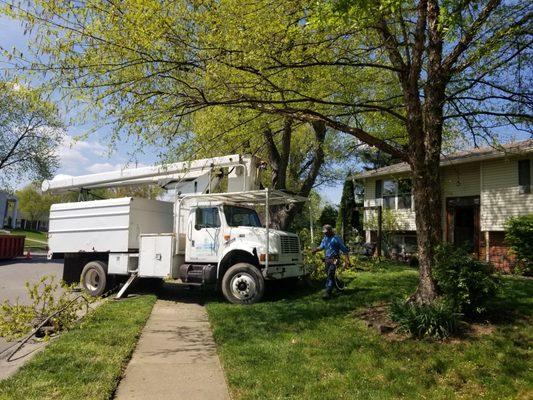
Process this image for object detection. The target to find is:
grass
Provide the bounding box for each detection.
[0,295,156,400]
[206,265,533,400]
[8,229,48,250]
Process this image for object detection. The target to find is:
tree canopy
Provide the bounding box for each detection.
[0,81,63,186]
[4,0,531,303]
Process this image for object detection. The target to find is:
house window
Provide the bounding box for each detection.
[382,180,397,209]
[375,179,382,199]
[375,178,413,210]
[195,207,220,229]
[397,179,412,209]
[518,159,531,194]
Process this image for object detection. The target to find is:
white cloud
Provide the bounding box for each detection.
[85,162,123,174]
[55,132,152,179]
[57,134,109,173]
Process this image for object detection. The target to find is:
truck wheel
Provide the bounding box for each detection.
[81,261,109,297]
[222,263,264,304]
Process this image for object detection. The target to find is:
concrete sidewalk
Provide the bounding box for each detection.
[114,297,231,400]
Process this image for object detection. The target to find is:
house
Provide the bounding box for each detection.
[0,191,18,229]
[355,139,533,271]
[16,211,49,231]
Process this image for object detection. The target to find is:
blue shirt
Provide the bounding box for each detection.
[318,235,349,258]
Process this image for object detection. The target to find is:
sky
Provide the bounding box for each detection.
[0,15,345,203]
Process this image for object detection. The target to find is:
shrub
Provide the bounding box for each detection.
[389,299,460,339]
[433,244,499,315]
[505,214,533,275]
[0,276,91,339]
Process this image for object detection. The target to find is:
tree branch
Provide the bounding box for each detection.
[442,0,502,75]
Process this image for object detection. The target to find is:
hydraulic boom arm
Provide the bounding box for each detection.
[42,154,262,194]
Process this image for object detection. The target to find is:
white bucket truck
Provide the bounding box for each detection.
[43,154,309,304]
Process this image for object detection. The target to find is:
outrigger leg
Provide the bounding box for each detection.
[115,273,139,299]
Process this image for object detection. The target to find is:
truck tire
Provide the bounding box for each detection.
[221,263,264,304]
[80,261,110,297]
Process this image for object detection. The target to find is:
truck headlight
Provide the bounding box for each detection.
[259,253,279,262]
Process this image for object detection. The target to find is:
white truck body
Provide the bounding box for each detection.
[48,197,173,253]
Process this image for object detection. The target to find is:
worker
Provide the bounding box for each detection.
[312,224,350,299]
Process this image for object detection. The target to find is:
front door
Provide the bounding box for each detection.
[186,207,221,263]
[446,196,480,255]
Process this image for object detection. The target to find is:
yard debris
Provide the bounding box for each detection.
[356,303,398,337]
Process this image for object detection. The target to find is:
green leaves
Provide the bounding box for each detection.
[505,214,533,275]
[0,81,63,186]
[0,276,93,340]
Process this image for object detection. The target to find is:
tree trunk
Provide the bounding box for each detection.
[409,160,441,303]
[404,0,446,304]
[269,121,326,231]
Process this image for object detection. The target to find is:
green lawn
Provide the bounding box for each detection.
[8,229,48,250]
[206,265,533,400]
[0,295,156,400]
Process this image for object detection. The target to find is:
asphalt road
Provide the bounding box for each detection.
[0,255,63,304]
[0,255,64,379]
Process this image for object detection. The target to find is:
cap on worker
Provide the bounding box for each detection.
[322,224,333,234]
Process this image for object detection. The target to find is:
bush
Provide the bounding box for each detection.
[433,244,499,315]
[303,251,326,281]
[0,276,91,339]
[390,299,460,339]
[505,214,533,275]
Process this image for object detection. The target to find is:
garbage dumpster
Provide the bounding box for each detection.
[0,235,25,259]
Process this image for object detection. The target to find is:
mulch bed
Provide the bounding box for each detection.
[355,303,496,342]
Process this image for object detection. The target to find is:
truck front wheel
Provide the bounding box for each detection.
[222,263,264,304]
[80,261,111,297]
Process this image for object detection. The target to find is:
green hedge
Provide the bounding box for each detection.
[505,214,533,275]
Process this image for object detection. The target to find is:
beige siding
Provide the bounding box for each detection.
[362,177,416,231]
[360,152,533,235]
[481,157,533,231]
[440,162,481,231]
[441,163,480,198]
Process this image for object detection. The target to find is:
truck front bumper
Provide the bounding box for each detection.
[262,263,314,280]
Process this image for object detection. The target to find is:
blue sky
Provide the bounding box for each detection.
[0,18,153,173]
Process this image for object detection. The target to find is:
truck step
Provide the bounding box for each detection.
[165,278,203,287]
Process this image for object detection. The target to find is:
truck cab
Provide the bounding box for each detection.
[180,202,304,302]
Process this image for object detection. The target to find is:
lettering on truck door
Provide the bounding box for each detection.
[187,207,220,262]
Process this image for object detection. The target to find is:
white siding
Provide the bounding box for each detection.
[481,157,533,231]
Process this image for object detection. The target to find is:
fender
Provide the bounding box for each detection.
[217,239,263,279]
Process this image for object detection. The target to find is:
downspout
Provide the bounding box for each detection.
[265,188,269,270]
[480,161,490,262]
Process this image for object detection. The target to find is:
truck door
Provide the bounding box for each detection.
[186,207,221,263]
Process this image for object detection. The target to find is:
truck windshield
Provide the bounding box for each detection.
[223,206,262,227]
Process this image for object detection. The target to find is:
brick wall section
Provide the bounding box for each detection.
[486,231,515,272]
[366,230,515,272]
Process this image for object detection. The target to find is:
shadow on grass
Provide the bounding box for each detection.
[484,276,533,324]
[205,269,419,341]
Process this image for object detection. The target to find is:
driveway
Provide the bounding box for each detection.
[0,256,64,379]
[0,256,63,304]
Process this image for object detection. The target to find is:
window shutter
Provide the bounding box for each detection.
[375,179,382,198]
[518,160,531,194]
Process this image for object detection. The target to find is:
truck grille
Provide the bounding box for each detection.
[280,236,299,254]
